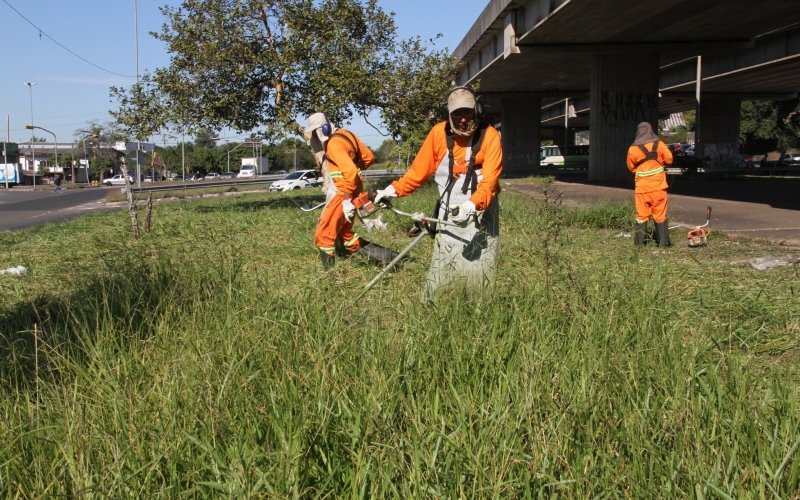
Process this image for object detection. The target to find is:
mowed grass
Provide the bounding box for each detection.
[1,180,798,497]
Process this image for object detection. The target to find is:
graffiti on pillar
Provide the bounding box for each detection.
[601,92,658,124]
[703,143,743,169]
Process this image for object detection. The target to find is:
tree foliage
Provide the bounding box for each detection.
[740,99,800,153]
[110,0,457,147]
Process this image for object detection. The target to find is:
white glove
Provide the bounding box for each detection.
[451,200,476,224]
[373,184,397,205]
[342,198,356,222]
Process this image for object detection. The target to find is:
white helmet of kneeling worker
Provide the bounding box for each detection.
[304,112,336,154]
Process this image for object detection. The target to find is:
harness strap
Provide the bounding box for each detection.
[461,123,488,195]
[634,140,661,168]
[324,130,362,168]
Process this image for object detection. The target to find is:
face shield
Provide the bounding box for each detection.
[447,88,478,137]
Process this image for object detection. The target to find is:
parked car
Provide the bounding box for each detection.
[204,172,221,181]
[269,170,323,192]
[220,171,236,179]
[103,174,133,186]
[779,153,800,166]
[238,167,255,178]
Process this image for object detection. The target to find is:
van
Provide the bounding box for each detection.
[239,167,255,178]
[540,145,589,169]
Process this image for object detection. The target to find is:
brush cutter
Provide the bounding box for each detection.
[356,191,483,294]
[288,198,326,212]
[669,205,712,247]
[352,190,474,228]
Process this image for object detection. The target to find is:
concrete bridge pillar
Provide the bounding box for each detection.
[500,95,541,176]
[589,54,660,182]
[696,96,741,168]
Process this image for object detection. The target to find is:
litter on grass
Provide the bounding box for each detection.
[362,215,388,231]
[0,265,27,276]
[749,256,800,270]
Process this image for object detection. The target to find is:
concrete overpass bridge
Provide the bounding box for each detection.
[453,0,800,181]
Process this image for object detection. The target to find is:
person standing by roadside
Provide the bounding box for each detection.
[626,121,673,247]
[53,173,63,192]
[374,86,503,302]
[304,112,398,269]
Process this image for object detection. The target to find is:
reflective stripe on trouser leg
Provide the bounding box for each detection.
[314,192,363,253]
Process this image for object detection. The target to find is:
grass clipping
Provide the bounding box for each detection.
[0,184,798,497]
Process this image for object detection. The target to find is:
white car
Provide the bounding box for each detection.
[103,174,133,186]
[269,170,323,192]
[204,172,221,180]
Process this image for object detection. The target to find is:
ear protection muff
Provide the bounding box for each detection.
[440,86,485,120]
[321,123,332,137]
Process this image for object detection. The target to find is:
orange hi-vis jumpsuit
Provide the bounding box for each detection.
[626,140,673,224]
[314,129,375,256]
[390,121,502,210]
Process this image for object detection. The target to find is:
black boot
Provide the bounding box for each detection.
[319,250,335,270]
[655,222,672,247]
[634,222,647,247]
[356,240,400,266]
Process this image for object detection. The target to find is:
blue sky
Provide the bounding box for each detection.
[0,0,488,148]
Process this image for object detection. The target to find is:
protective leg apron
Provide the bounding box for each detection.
[425,150,500,302]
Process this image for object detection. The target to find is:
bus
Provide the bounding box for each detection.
[540,145,589,169]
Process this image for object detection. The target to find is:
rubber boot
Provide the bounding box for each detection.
[319,250,335,270]
[634,222,647,247]
[655,222,672,247]
[356,240,400,266]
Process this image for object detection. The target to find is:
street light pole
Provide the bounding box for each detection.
[227,142,247,173]
[24,82,36,187]
[25,125,57,182]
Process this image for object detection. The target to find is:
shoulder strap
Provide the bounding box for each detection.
[461,122,489,195]
[634,140,660,167]
[326,130,362,168]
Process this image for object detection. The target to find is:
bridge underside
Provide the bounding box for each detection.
[454,0,800,179]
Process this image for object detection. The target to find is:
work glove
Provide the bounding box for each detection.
[373,184,397,206]
[451,200,476,224]
[342,198,356,222]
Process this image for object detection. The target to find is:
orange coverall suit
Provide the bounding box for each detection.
[314,129,375,256]
[626,140,673,224]
[390,121,502,212]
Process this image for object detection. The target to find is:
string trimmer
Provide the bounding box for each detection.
[669,205,712,247]
[353,191,480,294]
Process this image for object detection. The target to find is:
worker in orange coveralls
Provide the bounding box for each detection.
[374,87,503,302]
[626,121,673,247]
[304,112,399,269]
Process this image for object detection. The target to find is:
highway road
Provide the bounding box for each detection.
[0,187,112,231]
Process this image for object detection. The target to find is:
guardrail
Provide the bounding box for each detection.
[129,170,405,193]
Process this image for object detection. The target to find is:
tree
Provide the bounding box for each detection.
[740,99,800,154]
[73,121,125,180]
[194,128,218,149]
[268,138,314,171]
[110,0,457,147]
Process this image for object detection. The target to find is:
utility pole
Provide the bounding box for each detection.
[25,82,36,187]
[4,115,9,189]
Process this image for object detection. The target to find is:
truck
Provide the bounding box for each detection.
[240,157,269,175]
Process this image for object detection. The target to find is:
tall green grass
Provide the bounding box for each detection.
[1,183,798,496]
